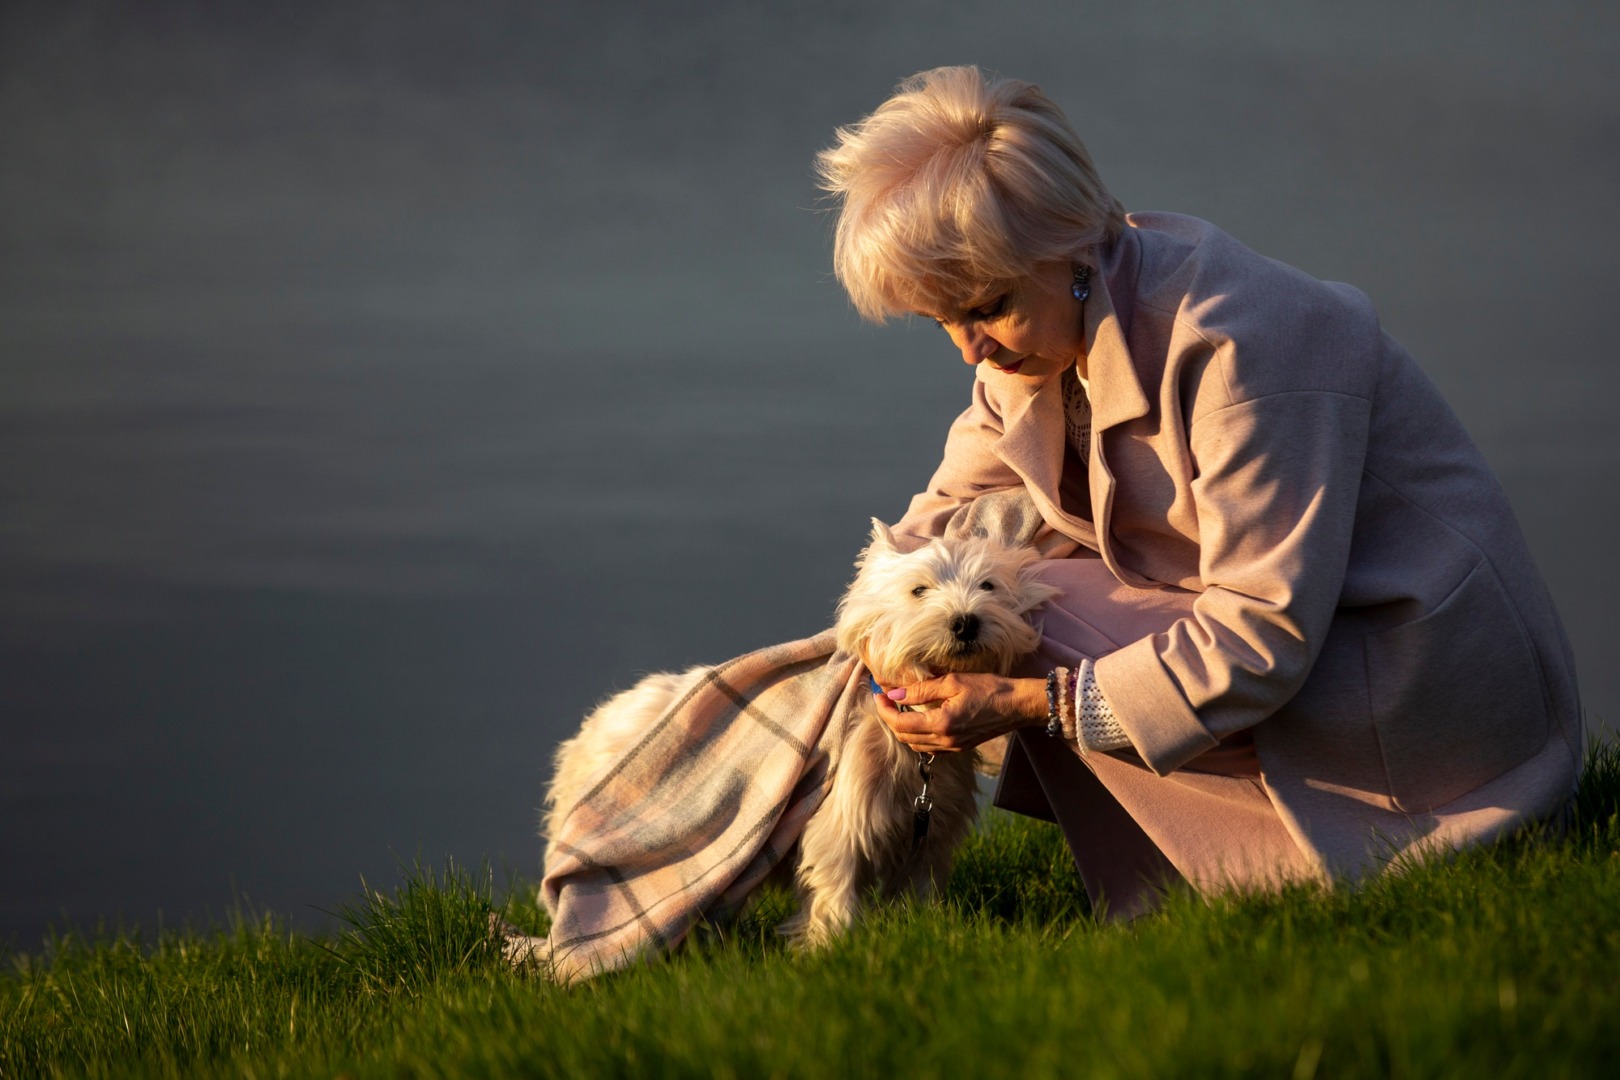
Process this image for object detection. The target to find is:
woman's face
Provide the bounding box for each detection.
[923,262,1084,383]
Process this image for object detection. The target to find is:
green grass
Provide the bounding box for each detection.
[5,744,1620,1078]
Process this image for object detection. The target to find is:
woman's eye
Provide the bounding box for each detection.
[971,295,1006,319]
[979,580,996,591]
[911,585,929,597]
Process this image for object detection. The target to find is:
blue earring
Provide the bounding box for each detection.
[1072,265,1091,302]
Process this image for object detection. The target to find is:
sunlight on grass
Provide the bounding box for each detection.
[3,742,1617,1077]
[322,858,505,997]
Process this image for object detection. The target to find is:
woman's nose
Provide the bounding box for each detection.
[952,323,996,366]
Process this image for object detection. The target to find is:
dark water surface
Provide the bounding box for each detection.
[3,1,1617,948]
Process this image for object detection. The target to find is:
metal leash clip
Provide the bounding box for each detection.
[910,751,935,856]
[872,675,936,859]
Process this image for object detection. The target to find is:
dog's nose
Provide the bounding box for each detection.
[950,613,980,643]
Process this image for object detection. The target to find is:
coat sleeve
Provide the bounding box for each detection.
[1092,388,1374,775]
[889,377,1024,551]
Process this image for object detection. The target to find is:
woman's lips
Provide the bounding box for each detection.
[994,359,1024,375]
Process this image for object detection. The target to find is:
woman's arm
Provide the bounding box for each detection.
[1095,387,1374,774]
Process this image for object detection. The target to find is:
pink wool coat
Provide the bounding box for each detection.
[893,212,1583,885]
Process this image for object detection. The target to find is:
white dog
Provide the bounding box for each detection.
[541,521,1059,947]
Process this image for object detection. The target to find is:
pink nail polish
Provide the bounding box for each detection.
[886,688,907,701]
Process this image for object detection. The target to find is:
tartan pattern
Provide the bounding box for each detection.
[539,629,868,982]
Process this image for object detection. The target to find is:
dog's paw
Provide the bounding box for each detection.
[775,904,851,952]
[798,892,860,950]
[489,912,551,970]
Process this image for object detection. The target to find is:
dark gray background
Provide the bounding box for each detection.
[3,0,1616,948]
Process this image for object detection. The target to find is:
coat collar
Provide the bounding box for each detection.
[985,225,1151,446]
[973,224,1168,582]
[1082,225,1152,432]
[983,225,1153,551]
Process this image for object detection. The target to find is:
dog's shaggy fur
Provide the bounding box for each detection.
[542,520,1058,946]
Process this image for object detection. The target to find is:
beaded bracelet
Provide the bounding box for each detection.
[1045,670,1061,737]
[1060,666,1078,742]
[1062,667,1075,744]
[1046,667,1075,738]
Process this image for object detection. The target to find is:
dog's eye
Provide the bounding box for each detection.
[979,580,996,591]
[910,585,929,598]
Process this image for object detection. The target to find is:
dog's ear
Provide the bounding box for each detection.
[867,518,899,553]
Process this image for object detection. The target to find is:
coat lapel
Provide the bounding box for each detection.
[988,372,1096,549]
[990,227,1162,588]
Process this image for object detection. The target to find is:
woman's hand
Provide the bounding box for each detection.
[872,673,1048,754]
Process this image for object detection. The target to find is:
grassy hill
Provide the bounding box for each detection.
[5,743,1618,1078]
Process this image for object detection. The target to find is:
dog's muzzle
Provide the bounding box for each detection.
[949,613,980,644]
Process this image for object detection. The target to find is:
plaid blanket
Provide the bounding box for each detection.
[536,630,868,982]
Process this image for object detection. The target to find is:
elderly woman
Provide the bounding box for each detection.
[820,66,1582,915]
[534,68,1586,979]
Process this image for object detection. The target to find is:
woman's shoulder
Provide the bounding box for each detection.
[1121,212,1376,335]
[1118,212,1385,406]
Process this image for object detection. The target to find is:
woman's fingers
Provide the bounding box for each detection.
[884,673,961,708]
[876,671,1039,751]
[872,691,932,734]
[872,685,971,752]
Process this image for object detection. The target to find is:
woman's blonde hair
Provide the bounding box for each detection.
[816,66,1124,322]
